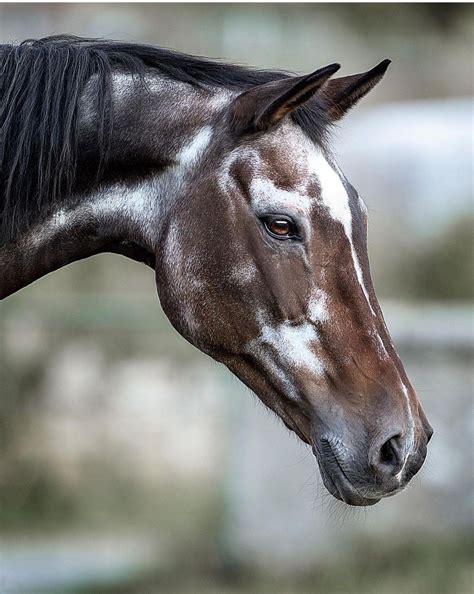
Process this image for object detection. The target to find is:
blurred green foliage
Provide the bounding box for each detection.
[331,3,472,33]
[72,534,473,594]
[405,217,474,301]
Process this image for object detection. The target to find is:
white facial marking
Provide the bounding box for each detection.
[308,288,329,324]
[247,287,330,401]
[219,123,376,317]
[260,320,322,373]
[394,382,416,481]
[217,128,316,222]
[217,146,257,216]
[247,318,322,401]
[359,194,369,216]
[374,332,389,360]
[231,261,258,285]
[218,122,396,405]
[249,176,312,217]
[310,151,376,317]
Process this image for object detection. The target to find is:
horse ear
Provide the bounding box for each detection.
[323,59,391,121]
[230,63,340,134]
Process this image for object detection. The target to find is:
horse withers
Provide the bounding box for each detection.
[0,37,433,506]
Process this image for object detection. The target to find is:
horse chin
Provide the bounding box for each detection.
[320,465,381,507]
[312,445,381,507]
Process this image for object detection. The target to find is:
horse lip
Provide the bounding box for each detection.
[312,444,381,507]
[331,467,380,507]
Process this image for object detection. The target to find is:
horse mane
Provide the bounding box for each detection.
[0,35,330,244]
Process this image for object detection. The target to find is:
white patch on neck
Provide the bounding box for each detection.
[52,127,213,250]
[207,89,236,110]
[311,151,376,317]
[166,221,184,270]
[177,126,213,167]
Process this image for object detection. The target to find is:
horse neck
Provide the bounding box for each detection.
[0,73,226,299]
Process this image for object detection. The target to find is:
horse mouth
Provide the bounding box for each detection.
[312,443,381,507]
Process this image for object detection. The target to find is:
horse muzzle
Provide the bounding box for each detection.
[311,422,433,506]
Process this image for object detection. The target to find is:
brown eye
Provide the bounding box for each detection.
[269,220,290,235]
[262,216,299,240]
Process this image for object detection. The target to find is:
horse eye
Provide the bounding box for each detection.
[262,216,299,240]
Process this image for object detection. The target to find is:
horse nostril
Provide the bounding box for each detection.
[373,433,404,476]
[380,436,399,467]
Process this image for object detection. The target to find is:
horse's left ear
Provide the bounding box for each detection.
[323,59,391,121]
[230,63,341,135]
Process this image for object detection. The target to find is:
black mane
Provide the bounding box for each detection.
[0,35,330,243]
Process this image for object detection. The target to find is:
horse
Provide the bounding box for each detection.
[0,36,432,506]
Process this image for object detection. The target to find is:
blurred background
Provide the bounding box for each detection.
[0,3,473,593]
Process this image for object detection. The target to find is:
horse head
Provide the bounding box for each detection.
[157,62,432,506]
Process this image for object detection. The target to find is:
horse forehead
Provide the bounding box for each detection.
[219,124,319,213]
[223,126,357,221]
[246,122,317,177]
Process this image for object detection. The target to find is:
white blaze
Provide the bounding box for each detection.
[396,382,416,480]
[310,151,376,317]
